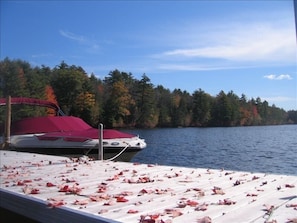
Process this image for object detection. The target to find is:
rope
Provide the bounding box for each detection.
[261,195,297,222]
[106,143,130,161]
[84,143,130,161]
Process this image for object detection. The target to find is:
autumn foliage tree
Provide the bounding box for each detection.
[102,70,136,128]
[44,85,58,116]
[1,58,296,128]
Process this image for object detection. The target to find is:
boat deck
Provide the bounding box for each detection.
[0,150,296,223]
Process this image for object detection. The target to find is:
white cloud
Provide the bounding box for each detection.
[263,74,293,80]
[157,63,258,71]
[150,16,296,72]
[60,30,86,43]
[159,25,294,61]
[59,30,100,52]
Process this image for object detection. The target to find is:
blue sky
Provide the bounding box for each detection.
[1,1,296,111]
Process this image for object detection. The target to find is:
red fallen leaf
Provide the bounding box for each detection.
[286,204,297,208]
[119,191,133,196]
[218,199,236,205]
[106,175,119,181]
[116,196,128,202]
[100,194,111,200]
[30,188,40,194]
[260,181,267,186]
[138,176,153,183]
[154,189,167,195]
[103,200,115,206]
[17,179,32,186]
[139,215,155,223]
[58,184,82,194]
[98,209,109,214]
[89,194,111,201]
[69,185,82,194]
[285,184,295,188]
[134,201,143,206]
[212,187,225,195]
[118,171,123,176]
[186,200,198,207]
[139,189,152,194]
[59,185,70,192]
[150,214,160,220]
[287,218,297,223]
[252,176,260,180]
[197,216,212,223]
[97,185,107,193]
[65,178,76,183]
[73,199,89,205]
[127,209,139,214]
[164,208,175,214]
[23,187,39,194]
[47,200,66,208]
[89,195,103,202]
[233,180,241,186]
[195,203,208,211]
[17,181,25,186]
[164,209,183,218]
[46,182,56,187]
[123,178,132,183]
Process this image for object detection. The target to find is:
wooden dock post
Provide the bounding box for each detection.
[2,96,11,150]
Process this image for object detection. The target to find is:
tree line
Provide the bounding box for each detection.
[0,58,296,129]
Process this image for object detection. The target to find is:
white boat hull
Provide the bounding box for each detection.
[2,134,146,161]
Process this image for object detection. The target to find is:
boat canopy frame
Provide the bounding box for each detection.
[0,97,65,116]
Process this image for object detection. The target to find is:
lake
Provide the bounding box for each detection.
[125,125,297,176]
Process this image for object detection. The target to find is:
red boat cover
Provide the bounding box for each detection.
[10,116,136,139]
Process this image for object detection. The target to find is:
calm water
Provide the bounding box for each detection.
[125,125,297,176]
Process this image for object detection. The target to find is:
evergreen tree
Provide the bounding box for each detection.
[192,88,212,126]
[171,89,192,127]
[211,91,233,126]
[226,91,240,126]
[134,74,157,128]
[154,85,172,127]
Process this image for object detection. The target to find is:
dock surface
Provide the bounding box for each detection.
[0,151,296,223]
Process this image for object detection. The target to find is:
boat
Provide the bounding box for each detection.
[0,97,147,161]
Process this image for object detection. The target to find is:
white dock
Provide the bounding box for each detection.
[0,151,296,223]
